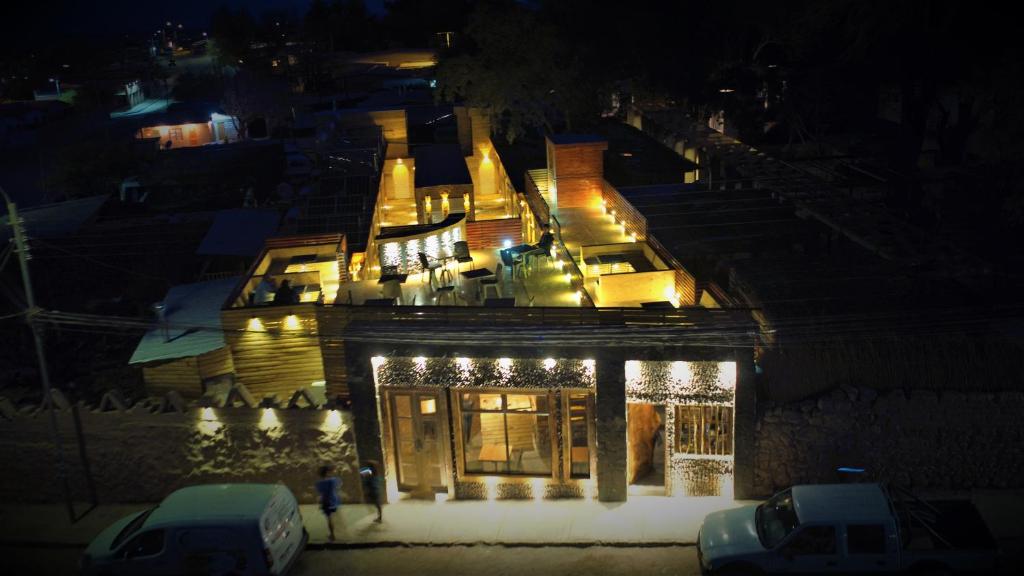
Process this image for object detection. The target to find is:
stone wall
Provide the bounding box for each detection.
[753,386,1024,496]
[0,403,362,505]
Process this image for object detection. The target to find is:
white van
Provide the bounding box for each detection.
[81,484,307,576]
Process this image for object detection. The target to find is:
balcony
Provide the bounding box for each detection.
[338,245,585,307]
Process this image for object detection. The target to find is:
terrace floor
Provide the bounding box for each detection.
[555,205,637,303]
[337,246,582,307]
[379,193,514,227]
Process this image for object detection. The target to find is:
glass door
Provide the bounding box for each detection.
[390,391,447,494]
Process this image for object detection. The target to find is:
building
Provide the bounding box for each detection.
[134,102,240,150]
[128,100,759,503]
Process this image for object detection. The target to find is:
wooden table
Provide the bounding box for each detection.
[478,444,508,472]
[377,273,409,284]
[460,268,494,299]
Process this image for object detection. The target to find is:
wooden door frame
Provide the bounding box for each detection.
[381,387,453,496]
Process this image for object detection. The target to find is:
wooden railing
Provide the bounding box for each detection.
[324,303,753,329]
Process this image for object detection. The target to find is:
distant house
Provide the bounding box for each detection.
[134,102,240,150]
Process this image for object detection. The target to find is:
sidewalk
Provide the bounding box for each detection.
[302,495,750,547]
[2,490,1022,551]
[0,496,748,548]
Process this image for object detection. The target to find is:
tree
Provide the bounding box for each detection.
[221,71,290,140]
[210,5,255,66]
[435,1,600,142]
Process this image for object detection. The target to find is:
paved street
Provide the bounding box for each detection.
[4,544,701,576]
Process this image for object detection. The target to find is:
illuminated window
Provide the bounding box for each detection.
[675,405,733,456]
[460,392,551,476]
[567,393,591,478]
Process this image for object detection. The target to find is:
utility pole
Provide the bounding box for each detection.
[2,186,75,523]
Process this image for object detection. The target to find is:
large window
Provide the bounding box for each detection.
[567,393,591,478]
[460,392,552,476]
[676,405,733,456]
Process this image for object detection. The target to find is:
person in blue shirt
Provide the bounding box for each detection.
[315,465,342,541]
[360,461,383,523]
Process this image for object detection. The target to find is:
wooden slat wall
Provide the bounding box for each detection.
[221,307,326,402]
[601,181,647,240]
[317,307,350,399]
[142,357,202,398]
[197,347,235,380]
[466,217,522,250]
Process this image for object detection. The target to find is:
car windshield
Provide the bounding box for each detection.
[756,489,800,548]
[111,508,156,550]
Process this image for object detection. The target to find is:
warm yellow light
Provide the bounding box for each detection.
[456,357,471,371]
[247,317,264,332]
[484,476,499,501]
[200,407,217,422]
[414,356,427,369]
[564,273,572,282]
[625,360,641,382]
[497,357,512,371]
[321,409,344,433]
[396,157,403,165]
[630,232,638,242]
[543,358,556,370]
[284,314,300,330]
[463,194,470,212]
[531,478,546,501]
[574,290,583,303]
[259,407,281,430]
[582,359,595,372]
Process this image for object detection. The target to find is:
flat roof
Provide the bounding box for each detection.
[413,144,472,188]
[547,134,606,145]
[197,209,281,258]
[147,484,281,525]
[129,277,240,364]
[0,195,108,242]
[792,484,890,524]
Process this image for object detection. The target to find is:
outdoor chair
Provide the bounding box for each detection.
[453,240,474,272]
[380,278,402,303]
[481,263,502,299]
[417,252,442,288]
[435,284,457,306]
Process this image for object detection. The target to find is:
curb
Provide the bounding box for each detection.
[0,539,698,551]
[305,540,698,550]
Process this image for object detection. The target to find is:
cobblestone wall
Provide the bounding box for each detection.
[754,386,1024,496]
[0,405,361,504]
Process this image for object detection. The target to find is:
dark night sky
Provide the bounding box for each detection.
[4,0,386,51]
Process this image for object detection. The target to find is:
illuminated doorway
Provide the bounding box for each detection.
[387,390,449,498]
[627,403,667,495]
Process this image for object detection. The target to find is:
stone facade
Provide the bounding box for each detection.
[753,386,1024,496]
[0,403,362,505]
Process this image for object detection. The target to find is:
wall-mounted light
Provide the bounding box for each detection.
[284,314,300,330]
[543,358,556,370]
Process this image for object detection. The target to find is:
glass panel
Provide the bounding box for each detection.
[569,394,590,478]
[397,418,413,439]
[463,412,508,473]
[419,397,437,415]
[506,413,551,474]
[676,405,733,456]
[394,395,412,418]
[461,392,503,411]
[421,418,437,441]
[506,393,546,412]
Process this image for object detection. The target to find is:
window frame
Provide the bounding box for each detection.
[453,388,558,479]
[675,404,734,456]
[561,390,595,480]
[781,525,838,557]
